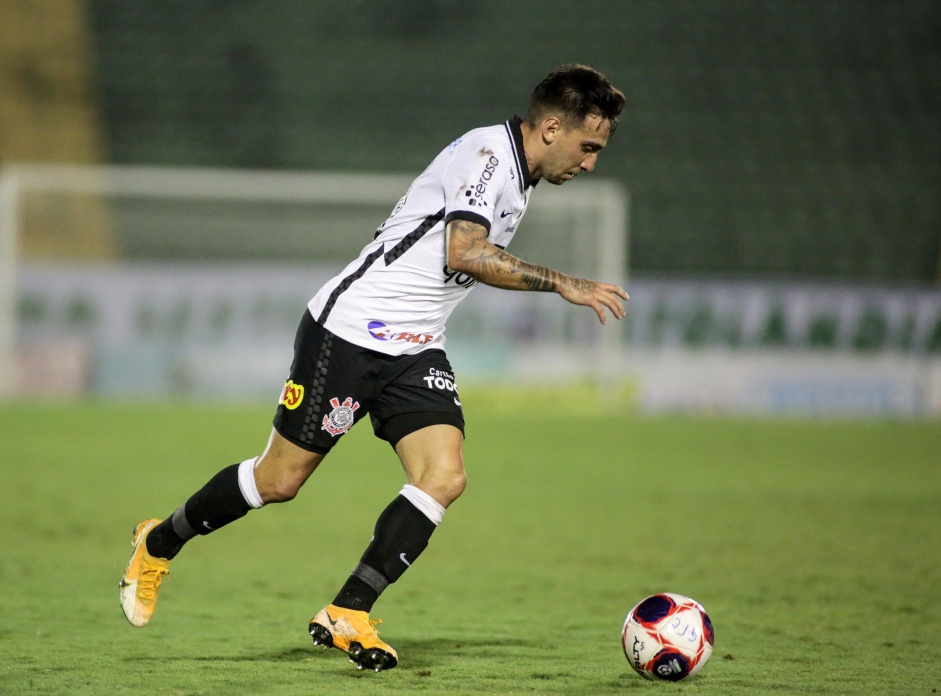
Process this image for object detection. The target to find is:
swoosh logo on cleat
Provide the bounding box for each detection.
[325,612,339,628]
[399,553,412,567]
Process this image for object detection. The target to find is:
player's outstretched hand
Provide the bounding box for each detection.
[560,277,629,325]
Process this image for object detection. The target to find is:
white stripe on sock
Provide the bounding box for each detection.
[237,457,264,509]
[400,484,446,525]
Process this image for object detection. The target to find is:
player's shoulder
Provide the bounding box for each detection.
[447,121,515,159]
[443,121,520,192]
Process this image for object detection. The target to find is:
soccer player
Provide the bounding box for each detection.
[120,63,627,672]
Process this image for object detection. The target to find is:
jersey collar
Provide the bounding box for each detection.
[505,116,536,192]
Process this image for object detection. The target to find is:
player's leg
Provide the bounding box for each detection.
[120,430,324,627]
[310,422,464,672]
[329,423,465,611]
[333,422,465,610]
[121,309,346,627]
[309,349,466,671]
[146,429,325,557]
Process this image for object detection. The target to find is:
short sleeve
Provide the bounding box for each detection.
[441,136,511,234]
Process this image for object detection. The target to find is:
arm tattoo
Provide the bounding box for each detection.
[519,264,559,292]
[448,220,563,292]
[569,278,593,293]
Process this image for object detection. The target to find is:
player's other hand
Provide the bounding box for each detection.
[560,278,629,325]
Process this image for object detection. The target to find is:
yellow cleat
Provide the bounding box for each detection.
[309,604,398,672]
[119,519,170,627]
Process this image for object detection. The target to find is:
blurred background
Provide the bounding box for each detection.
[1,0,939,416]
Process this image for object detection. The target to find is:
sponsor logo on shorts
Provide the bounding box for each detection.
[279,380,304,410]
[423,368,460,403]
[367,321,435,346]
[321,396,360,436]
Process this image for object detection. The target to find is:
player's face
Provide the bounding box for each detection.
[541,113,611,185]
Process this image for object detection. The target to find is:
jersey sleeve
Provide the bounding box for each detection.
[441,135,512,234]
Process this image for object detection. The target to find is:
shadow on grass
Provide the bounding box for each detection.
[123,636,532,666]
[120,639,649,691]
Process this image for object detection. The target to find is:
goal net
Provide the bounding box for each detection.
[0,164,628,399]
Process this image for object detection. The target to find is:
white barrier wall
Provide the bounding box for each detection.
[13,264,941,416]
[625,349,941,417]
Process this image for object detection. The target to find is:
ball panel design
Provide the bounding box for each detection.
[687,641,713,678]
[702,610,715,646]
[621,622,662,678]
[622,593,713,682]
[659,606,706,649]
[651,648,691,681]
[632,593,677,626]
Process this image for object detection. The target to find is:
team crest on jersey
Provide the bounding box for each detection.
[321,396,360,436]
[279,380,304,410]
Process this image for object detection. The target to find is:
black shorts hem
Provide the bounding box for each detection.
[374,411,465,449]
[273,423,333,455]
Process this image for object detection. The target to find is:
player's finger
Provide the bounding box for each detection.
[599,292,626,319]
[605,284,629,301]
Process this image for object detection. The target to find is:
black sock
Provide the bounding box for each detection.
[146,463,252,559]
[332,574,380,613]
[333,495,437,612]
[145,515,187,560]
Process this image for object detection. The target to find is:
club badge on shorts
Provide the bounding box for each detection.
[322,396,360,436]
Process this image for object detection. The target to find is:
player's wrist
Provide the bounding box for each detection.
[558,273,578,295]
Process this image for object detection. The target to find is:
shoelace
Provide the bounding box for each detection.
[138,563,169,601]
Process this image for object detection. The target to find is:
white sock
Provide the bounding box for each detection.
[399,484,446,525]
[237,457,265,509]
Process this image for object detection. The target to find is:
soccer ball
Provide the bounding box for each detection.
[621,593,714,681]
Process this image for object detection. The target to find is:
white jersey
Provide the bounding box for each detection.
[308,116,536,356]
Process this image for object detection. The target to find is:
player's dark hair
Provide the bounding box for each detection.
[525,64,625,133]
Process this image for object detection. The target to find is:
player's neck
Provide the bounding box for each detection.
[518,120,544,183]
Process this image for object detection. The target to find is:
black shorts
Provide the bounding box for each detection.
[273,310,464,454]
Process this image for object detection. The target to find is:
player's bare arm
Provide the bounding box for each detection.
[446,219,628,324]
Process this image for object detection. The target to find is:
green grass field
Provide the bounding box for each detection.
[1,399,939,695]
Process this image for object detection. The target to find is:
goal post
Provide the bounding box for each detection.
[0,170,18,398]
[0,163,629,399]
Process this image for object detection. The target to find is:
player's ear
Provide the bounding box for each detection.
[542,117,561,145]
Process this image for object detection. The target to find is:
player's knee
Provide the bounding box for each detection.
[430,468,467,508]
[253,440,323,504]
[256,469,305,503]
[265,482,300,503]
[450,468,468,501]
